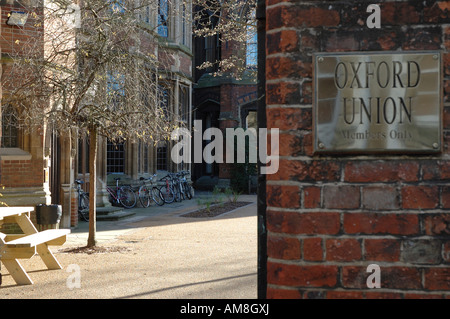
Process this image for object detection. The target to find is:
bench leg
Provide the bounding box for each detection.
[14,214,38,235]
[37,244,62,270]
[1,234,33,285]
[15,214,63,270]
[1,259,33,285]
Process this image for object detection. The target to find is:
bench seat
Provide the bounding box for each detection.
[1,229,71,285]
[4,229,70,248]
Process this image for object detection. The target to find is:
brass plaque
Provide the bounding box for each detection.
[313,51,442,153]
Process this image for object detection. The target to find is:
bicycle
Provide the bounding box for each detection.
[179,170,194,200]
[171,172,183,202]
[75,179,89,221]
[159,174,176,204]
[138,174,165,208]
[107,177,137,208]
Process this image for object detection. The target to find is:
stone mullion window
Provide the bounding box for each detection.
[1,104,19,148]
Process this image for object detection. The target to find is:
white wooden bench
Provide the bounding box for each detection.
[0,229,70,285]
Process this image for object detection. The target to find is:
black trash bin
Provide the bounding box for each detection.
[35,204,62,231]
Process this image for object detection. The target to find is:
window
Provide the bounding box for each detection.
[200,10,220,72]
[158,85,170,118]
[157,144,168,171]
[204,35,220,72]
[181,1,187,46]
[107,71,125,106]
[246,111,257,129]
[158,0,169,37]
[204,36,213,65]
[179,85,189,122]
[246,11,257,68]
[141,5,150,24]
[1,104,18,148]
[141,76,156,108]
[109,0,125,13]
[107,140,125,173]
[143,143,149,173]
[138,141,149,173]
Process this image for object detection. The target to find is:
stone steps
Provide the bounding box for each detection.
[95,206,136,221]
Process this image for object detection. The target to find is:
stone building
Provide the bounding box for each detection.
[192,3,257,189]
[0,0,194,229]
[0,2,49,212]
[76,0,194,219]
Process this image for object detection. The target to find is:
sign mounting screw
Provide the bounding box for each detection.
[433,143,439,149]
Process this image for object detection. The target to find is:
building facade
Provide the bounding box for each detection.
[0,0,194,229]
[192,3,257,190]
[0,1,49,210]
[74,0,194,227]
[76,0,194,200]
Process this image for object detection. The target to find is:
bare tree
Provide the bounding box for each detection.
[2,0,180,247]
[192,0,257,79]
[1,0,255,247]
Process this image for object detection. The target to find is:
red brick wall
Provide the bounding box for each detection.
[0,4,44,58]
[71,191,78,228]
[0,159,43,187]
[265,1,450,298]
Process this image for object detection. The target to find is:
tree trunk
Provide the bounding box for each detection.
[87,126,97,247]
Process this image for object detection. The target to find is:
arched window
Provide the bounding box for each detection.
[1,104,18,148]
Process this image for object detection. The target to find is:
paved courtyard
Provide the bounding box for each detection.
[0,195,257,299]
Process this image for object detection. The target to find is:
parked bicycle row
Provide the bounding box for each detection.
[76,171,194,221]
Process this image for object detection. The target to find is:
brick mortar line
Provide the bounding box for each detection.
[266,78,312,84]
[265,26,300,35]
[267,258,450,268]
[265,78,307,84]
[266,206,450,214]
[265,78,312,85]
[266,52,310,59]
[267,129,309,135]
[265,154,450,160]
[266,104,312,109]
[265,1,295,10]
[267,284,450,296]
[267,231,443,241]
[269,182,450,189]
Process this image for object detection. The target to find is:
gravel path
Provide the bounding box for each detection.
[0,201,257,299]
